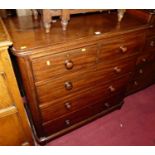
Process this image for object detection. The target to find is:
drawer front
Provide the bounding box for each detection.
[136,53,155,66]
[128,62,155,93]
[147,27,155,37]
[39,75,129,123]
[42,93,123,136]
[31,45,97,82]
[98,33,144,62]
[144,37,155,51]
[36,58,135,105]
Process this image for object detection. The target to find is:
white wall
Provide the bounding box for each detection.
[16,9,32,16]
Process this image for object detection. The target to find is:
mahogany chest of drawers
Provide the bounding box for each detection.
[3,10,150,144]
[126,10,155,94]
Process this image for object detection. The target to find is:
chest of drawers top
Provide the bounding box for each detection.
[3,10,149,56]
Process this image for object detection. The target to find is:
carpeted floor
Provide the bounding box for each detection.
[47,84,155,146]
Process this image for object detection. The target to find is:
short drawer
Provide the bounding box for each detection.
[30,45,97,82]
[36,58,135,105]
[42,93,123,137]
[39,75,129,123]
[98,32,144,62]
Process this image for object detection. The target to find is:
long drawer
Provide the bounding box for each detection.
[30,32,144,83]
[36,58,135,105]
[39,75,129,123]
[42,92,123,137]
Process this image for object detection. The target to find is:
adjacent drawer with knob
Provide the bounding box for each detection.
[127,62,155,94]
[98,33,144,62]
[30,45,97,82]
[39,75,129,123]
[144,37,155,51]
[42,92,123,137]
[136,53,154,66]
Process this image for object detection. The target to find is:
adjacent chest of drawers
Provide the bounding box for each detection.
[0,18,34,145]
[126,10,155,94]
[4,11,149,144]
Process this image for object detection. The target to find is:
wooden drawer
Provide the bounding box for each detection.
[136,53,155,66]
[147,26,155,37]
[127,62,155,93]
[31,44,97,82]
[98,32,144,62]
[42,93,123,136]
[144,37,155,51]
[39,75,129,123]
[36,58,135,105]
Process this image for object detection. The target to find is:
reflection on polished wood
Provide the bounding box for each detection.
[32,9,126,33]
[4,10,147,52]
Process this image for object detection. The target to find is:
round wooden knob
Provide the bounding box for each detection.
[139,69,143,74]
[104,102,110,108]
[65,102,71,110]
[134,81,138,86]
[64,60,74,70]
[141,58,146,62]
[150,40,154,47]
[150,24,154,28]
[64,81,73,90]
[109,86,116,92]
[120,46,127,53]
[65,119,70,126]
[114,67,122,73]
